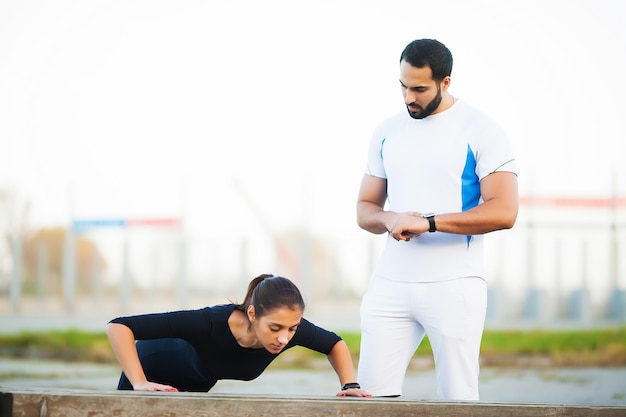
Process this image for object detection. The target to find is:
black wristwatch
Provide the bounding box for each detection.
[342,382,361,390]
[422,213,436,233]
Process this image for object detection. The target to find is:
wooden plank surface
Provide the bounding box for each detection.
[2,387,625,417]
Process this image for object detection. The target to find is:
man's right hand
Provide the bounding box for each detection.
[387,211,428,241]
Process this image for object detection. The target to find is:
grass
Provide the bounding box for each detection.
[0,329,114,363]
[1,327,625,367]
[477,328,626,367]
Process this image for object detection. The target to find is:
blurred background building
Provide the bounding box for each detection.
[1,186,625,330]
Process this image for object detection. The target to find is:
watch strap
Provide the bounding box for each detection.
[423,213,436,233]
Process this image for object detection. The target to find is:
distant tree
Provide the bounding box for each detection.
[20,227,108,295]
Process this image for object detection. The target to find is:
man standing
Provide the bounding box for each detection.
[356,39,518,400]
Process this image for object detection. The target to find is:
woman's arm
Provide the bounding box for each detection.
[326,340,371,397]
[105,322,178,392]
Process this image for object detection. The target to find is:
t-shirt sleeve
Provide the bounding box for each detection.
[109,307,213,344]
[365,124,387,179]
[473,116,517,180]
[289,318,342,355]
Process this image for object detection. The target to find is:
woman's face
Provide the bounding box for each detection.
[248,306,302,354]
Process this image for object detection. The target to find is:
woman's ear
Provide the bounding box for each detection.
[247,305,256,322]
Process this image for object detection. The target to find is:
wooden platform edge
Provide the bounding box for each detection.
[1,387,625,417]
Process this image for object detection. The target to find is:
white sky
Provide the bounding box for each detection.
[1,0,625,240]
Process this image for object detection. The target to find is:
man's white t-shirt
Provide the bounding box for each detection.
[365,99,517,283]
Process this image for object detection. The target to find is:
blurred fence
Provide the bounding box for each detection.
[1,204,625,330]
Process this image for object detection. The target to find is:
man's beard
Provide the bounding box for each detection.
[407,84,442,120]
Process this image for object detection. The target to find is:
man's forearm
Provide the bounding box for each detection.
[357,202,391,234]
[432,202,517,235]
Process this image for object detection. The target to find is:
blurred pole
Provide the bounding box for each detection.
[608,171,625,320]
[37,241,48,302]
[522,220,541,319]
[522,179,536,321]
[609,171,618,289]
[299,237,313,306]
[486,238,504,322]
[62,229,76,313]
[569,240,591,322]
[149,242,159,309]
[178,184,188,309]
[301,179,312,307]
[178,237,187,309]
[91,245,102,305]
[580,238,590,315]
[64,184,76,314]
[240,239,249,290]
[554,239,563,319]
[10,236,22,314]
[120,235,130,313]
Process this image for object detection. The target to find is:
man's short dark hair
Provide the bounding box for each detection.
[400,39,453,82]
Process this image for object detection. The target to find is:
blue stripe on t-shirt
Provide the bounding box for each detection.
[462,144,480,247]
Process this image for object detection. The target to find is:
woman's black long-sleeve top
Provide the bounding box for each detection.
[109,303,342,392]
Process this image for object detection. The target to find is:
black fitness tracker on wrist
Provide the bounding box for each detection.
[422,213,436,233]
[342,382,361,390]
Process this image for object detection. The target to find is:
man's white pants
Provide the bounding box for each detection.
[358,275,487,400]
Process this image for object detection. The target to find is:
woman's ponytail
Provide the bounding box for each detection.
[235,274,305,317]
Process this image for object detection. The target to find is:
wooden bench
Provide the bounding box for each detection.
[2,387,625,417]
